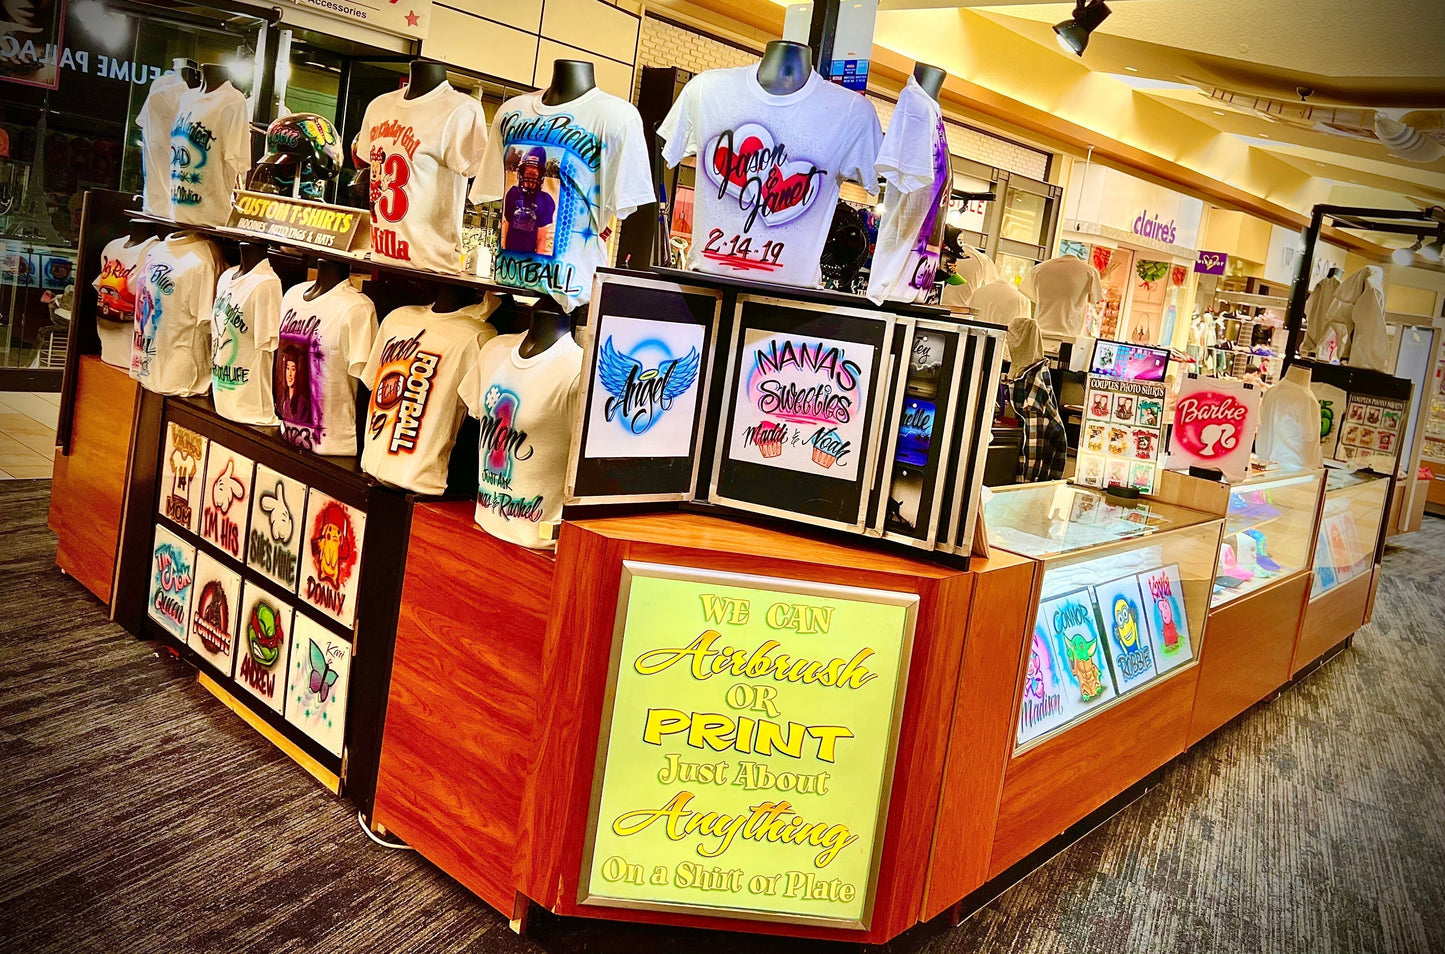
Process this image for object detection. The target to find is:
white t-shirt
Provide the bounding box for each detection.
[472,332,582,550]
[941,245,1000,309]
[867,77,949,304]
[169,81,250,227]
[274,280,377,456]
[970,279,1031,327]
[355,83,489,274]
[1020,255,1104,343]
[658,66,882,288]
[361,300,499,495]
[94,235,158,368]
[469,88,655,312]
[137,73,189,216]
[131,233,222,396]
[210,261,282,426]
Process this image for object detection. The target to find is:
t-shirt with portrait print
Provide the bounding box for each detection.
[169,81,250,227]
[94,235,158,368]
[468,88,655,312]
[209,260,282,426]
[274,280,377,456]
[658,65,882,288]
[472,332,582,550]
[360,299,499,495]
[354,83,489,274]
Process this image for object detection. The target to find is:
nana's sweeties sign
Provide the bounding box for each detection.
[582,566,917,927]
[1165,377,1260,482]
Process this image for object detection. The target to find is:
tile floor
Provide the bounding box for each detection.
[0,391,59,479]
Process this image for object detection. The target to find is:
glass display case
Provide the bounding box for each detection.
[1311,469,1390,598]
[985,482,1223,750]
[1212,468,1326,608]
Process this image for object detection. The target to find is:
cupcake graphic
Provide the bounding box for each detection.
[810,428,848,469]
[755,420,784,458]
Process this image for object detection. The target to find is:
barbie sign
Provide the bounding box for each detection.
[1165,377,1259,481]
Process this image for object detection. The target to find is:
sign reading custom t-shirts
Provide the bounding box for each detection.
[160,422,208,533]
[200,445,254,561]
[583,565,917,926]
[584,314,705,459]
[1136,564,1193,672]
[658,67,882,287]
[247,465,307,592]
[188,552,242,674]
[235,582,294,713]
[1093,574,1158,694]
[1165,376,1260,482]
[274,281,377,455]
[147,525,197,640]
[1036,589,1117,714]
[1016,628,1075,746]
[728,328,876,481]
[285,614,351,758]
[298,489,365,627]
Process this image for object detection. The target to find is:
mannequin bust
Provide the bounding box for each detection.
[519,303,573,358]
[125,221,154,247]
[912,62,946,100]
[303,258,351,300]
[200,64,229,92]
[756,40,813,95]
[432,283,477,313]
[237,243,268,275]
[542,60,596,106]
[174,58,201,89]
[405,61,450,100]
[1283,364,1312,388]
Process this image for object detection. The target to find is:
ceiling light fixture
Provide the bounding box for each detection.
[1124,66,1139,72]
[1419,234,1444,264]
[1392,238,1424,266]
[1054,0,1112,56]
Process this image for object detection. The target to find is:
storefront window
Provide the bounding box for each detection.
[1000,186,1047,246]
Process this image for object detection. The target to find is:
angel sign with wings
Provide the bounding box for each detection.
[598,335,700,435]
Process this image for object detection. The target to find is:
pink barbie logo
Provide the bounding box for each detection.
[1174,392,1248,459]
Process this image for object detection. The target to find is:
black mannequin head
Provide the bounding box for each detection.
[432,283,477,313]
[200,64,229,92]
[912,62,945,100]
[542,60,597,106]
[406,61,450,99]
[519,301,574,358]
[175,57,201,89]
[237,243,268,275]
[756,41,813,96]
[126,220,154,246]
[304,258,351,300]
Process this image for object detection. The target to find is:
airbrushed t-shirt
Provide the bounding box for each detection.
[131,233,222,396]
[472,333,582,550]
[469,88,655,312]
[169,81,250,226]
[137,73,189,216]
[354,83,489,273]
[867,77,949,304]
[209,261,282,426]
[94,235,158,368]
[274,280,377,456]
[658,66,882,287]
[1020,255,1104,344]
[361,299,499,495]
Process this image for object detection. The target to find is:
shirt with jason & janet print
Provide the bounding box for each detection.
[274,280,377,456]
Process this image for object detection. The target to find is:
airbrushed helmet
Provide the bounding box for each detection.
[248,113,344,201]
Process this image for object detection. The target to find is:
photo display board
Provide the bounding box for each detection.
[1076,375,1166,494]
[581,563,918,928]
[1337,393,1408,473]
[712,297,893,529]
[569,275,723,502]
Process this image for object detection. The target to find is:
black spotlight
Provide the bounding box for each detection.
[1054,0,1112,56]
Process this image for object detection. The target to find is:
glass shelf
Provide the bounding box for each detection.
[985,481,1218,562]
[1312,469,1389,599]
[1211,468,1325,608]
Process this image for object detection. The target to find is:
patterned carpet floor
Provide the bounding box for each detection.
[1,479,1442,954]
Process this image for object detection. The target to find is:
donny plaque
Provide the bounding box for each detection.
[581,563,918,928]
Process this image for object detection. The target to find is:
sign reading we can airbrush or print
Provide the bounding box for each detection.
[1165,376,1260,482]
[583,566,917,926]
[728,329,876,482]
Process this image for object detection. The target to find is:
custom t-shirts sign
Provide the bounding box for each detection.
[298,489,366,628]
[285,613,351,758]
[247,464,307,592]
[94,235,158,368]
[354,84,489,273]
[148,525,196,641]
[200,444,254,561]
[658,66,882,287]
[470,89,655,312]
[188,551,242,675]
[160,421,207,533]
[1137,564,1193,672]
[235,581,294,713]
[210,261,282,426]
[274,281,377,456]
[1093,573,1158,694]
[169,81,250,227]
[361,303,496,495]
[132,233,222,396]
[584,314,704,459]
[727,328,876,481]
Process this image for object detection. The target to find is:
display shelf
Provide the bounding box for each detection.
[1215,291,1288,308]
[1212,468,1325,608]
[985,481,1209,561]
[1311,468,1389,599]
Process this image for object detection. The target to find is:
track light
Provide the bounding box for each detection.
[1054,0,1112,56]
[1420,234,1444,264]
[1392,238,1424,266]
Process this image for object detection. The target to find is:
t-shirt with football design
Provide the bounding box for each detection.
[169,81,250,227]
[867,77,949,305]
[361,299,499,495]
[274,280,377,456]
[472,332,582,550]
[94,235,158,368]
[137,72,189,216]
[354,83,489,274]
[131,232,223,396]
[209,260,283,426]
[468,88,655,312]
[658,65,882,288]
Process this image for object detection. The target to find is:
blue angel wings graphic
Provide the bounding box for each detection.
[598,336,701,434]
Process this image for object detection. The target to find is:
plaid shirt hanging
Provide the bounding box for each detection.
[1008,359,1067,483]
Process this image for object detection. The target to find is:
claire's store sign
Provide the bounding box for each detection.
[1194,251,1229,275]
[1132,211,1178,245]
[1164,376,1260,482]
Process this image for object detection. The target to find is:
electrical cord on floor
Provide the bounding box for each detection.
[358,810,415,850]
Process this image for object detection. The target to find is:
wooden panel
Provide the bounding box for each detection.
[989,667,1198,879]
[1152,468,1230,516]
[539,0,640,65]
[1188,573,1309,746]
[924,554,1038,919]
[424,7,539,87]
[48,356,138,605]
[372,501,556,914]
[1293,571,1371,676]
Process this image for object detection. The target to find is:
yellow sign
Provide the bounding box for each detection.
[228,191,370,253]
[581,563,917,928]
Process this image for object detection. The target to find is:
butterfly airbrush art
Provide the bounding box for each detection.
[597,336,700,435]
[308,638,341,702]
